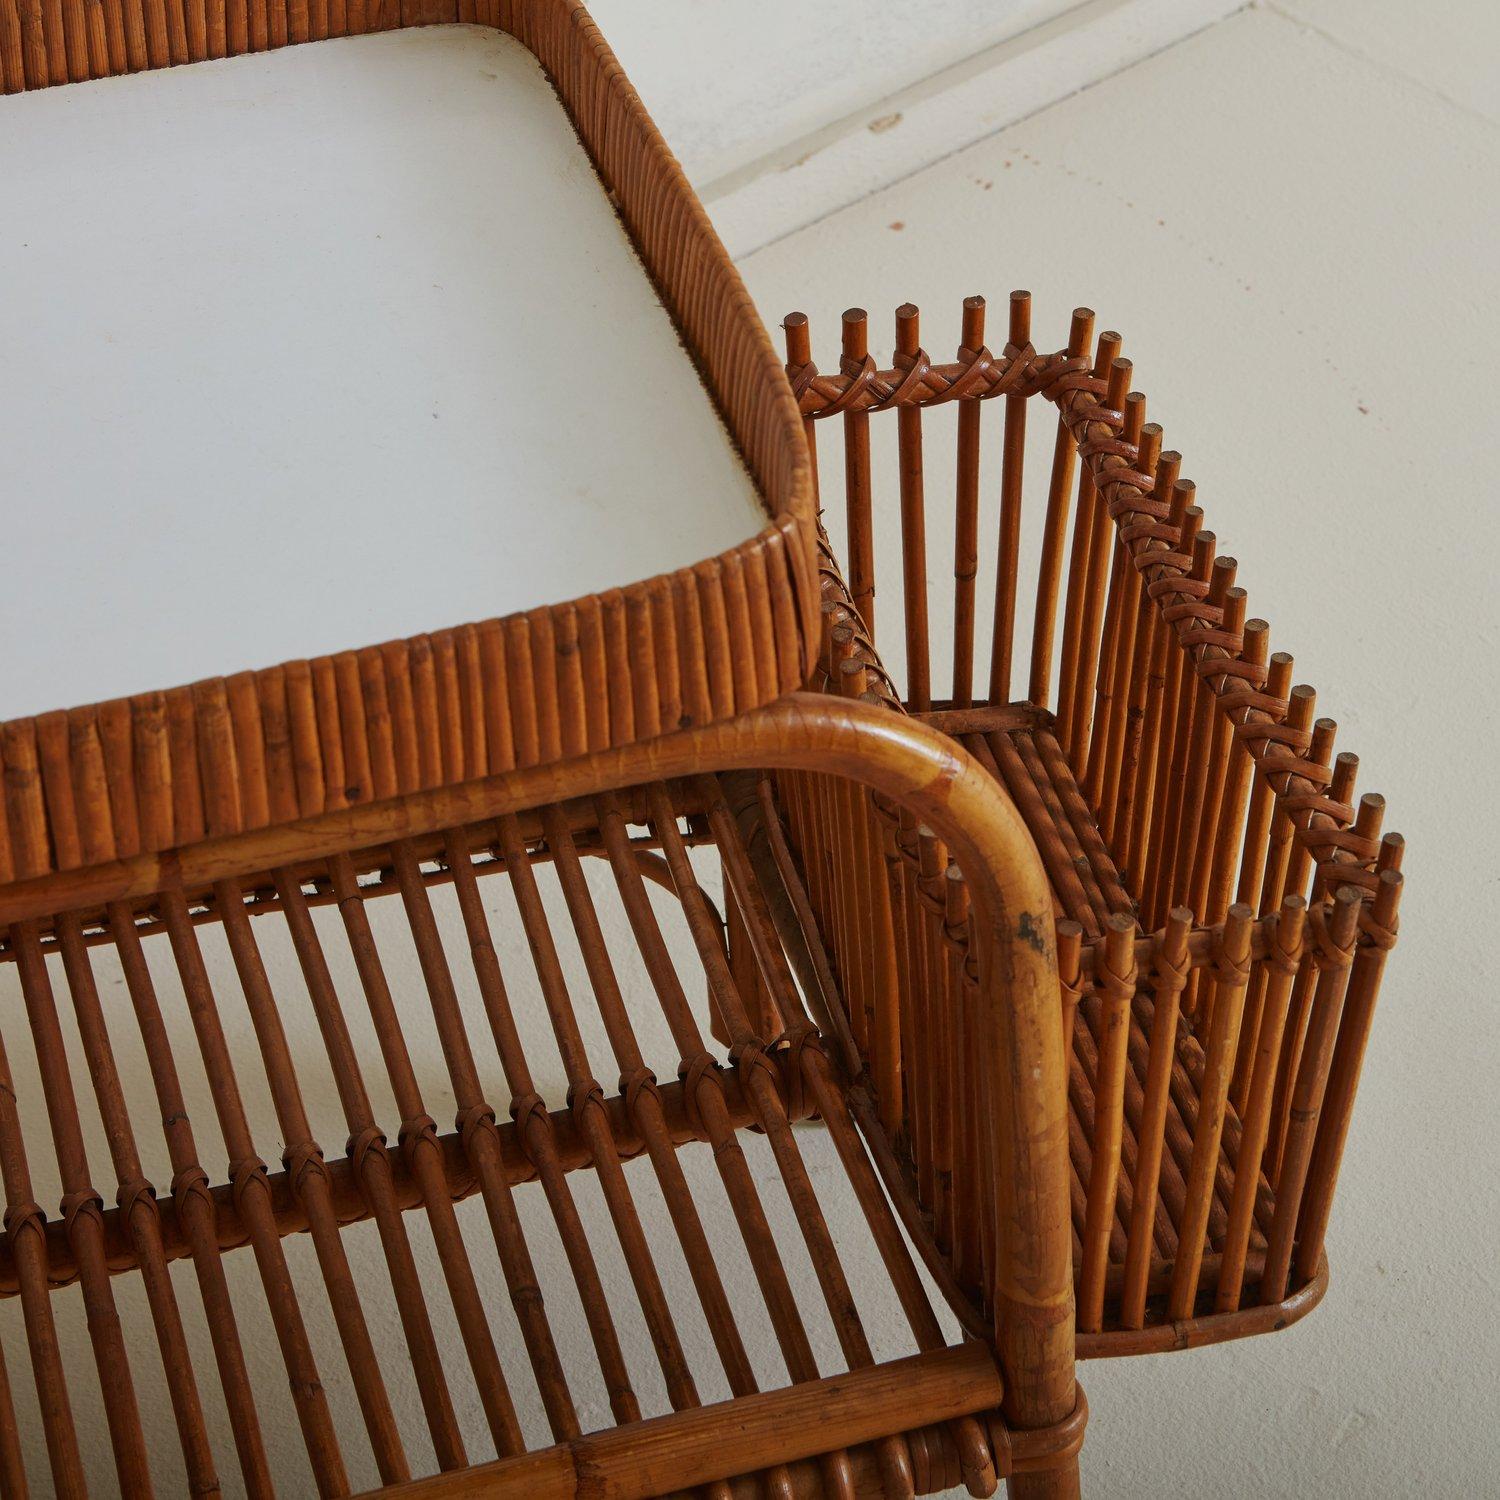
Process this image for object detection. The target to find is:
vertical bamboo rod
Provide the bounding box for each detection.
[837,664,903,1126]
[952,295,986,708]
[921,840,948,1230]
[1123,487,1196,893]
[947,871,986,1292]
[1199,624,1269,901]
[1107,443,1179,861]
[1095,425,1165,847]
[1028,307,1094,709]
[1141,522,1213,924]
[842,309,876,639]
[1166,903,1253,1320]
[1260,886,1363,1303]
[895,303,931,711]
[1293,855,1403,1284]
[1214,893,1307,1312]
[1077,913,1137,1332]
[1118,909,1192,1329]
[1238,684,1318,1027]
[1263,718,1340,1175]
[1227,652,1297,1111]
[1068,356,1133,774]
[820,622,864,1043]
[1056,919,1084,1065]
[1081,392,1148,809]
[1164,559,1239,926]
[1184,595,1253,930]
[1054,330,1119,753]
[988,290,1031,703]
[782,312,819,508]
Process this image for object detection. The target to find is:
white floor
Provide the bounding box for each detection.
[735,1,1500,1494]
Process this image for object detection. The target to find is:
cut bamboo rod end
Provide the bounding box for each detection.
[1138,422,1163,475]
[895,304,921,356]
[961,295,986,351]
[782,312,811,368]
[1068,308,1095,358]
[841,308,869,364]
[1008,290,1032,346]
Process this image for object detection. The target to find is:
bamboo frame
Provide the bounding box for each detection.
[784,299,1404,1364]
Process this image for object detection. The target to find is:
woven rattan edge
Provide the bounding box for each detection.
[0,1,819,886]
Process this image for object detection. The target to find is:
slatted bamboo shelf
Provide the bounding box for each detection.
[782,296,1403,1355]
[0,697,1085,1497]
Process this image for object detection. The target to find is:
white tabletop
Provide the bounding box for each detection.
[0,26,763,719]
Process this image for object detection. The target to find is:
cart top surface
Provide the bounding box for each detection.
[0,24,764,720]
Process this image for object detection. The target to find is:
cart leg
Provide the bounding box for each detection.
[1009,1453,1082,1498]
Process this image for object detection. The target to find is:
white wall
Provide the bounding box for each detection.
[588,0,1086,187]
[590,0,1242,254]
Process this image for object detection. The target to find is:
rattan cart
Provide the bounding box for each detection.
[0,5,1399,1498]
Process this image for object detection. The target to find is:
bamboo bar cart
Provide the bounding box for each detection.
[0,2,1399,1495]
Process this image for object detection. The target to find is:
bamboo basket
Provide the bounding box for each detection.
[0,9,1088,1498]
[780,295,1403,1353]
[0,696,1086,1497]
